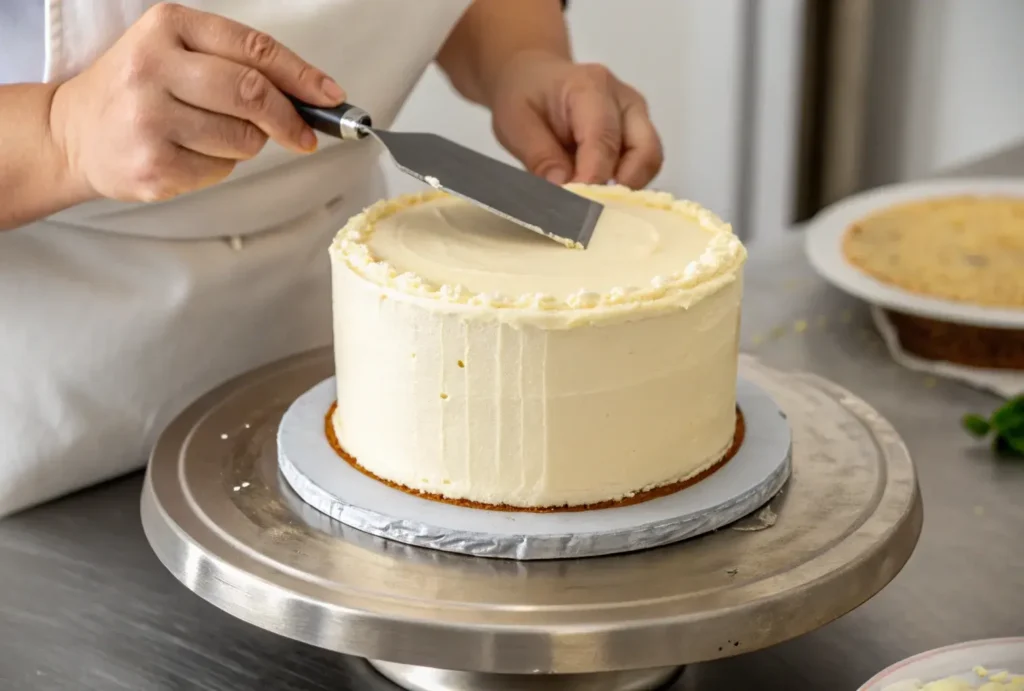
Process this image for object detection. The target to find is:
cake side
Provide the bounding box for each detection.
[331,264,742,508]
[884,310,1024,370]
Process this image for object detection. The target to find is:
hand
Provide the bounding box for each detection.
[49,2,345,204]
[488,51,663,189]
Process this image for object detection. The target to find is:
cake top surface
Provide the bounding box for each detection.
[331,184,745,314]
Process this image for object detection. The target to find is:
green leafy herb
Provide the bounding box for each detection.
[962,414,991,437]
[963,395,1024,457]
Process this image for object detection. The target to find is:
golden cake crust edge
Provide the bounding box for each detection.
[884,310,1024,370]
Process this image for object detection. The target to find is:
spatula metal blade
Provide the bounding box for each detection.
[372,129,602,249]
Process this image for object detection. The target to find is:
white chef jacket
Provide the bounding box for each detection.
[0,0,473,516]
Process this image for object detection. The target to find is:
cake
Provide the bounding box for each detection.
[880,311,1024,370]
[843,195,1024,369]
[328,184,747,509]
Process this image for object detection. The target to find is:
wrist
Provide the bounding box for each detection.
[47,81,99,208]
[438,0,572,108]
[481,49,571,108]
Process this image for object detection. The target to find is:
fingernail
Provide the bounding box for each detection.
[300,127,318,152]
[321,77,345,103]
[546,168,569,185]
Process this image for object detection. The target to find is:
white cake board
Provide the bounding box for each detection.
[277,376,791,561]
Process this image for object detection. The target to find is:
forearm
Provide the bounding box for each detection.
[0,83,94,231]
[436,0,570,107]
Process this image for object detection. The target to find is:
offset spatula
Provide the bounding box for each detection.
[291,99,602,249]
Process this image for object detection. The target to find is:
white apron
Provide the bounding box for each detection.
[0,0,472,516]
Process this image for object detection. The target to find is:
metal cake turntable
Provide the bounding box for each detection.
[141,349,922,690]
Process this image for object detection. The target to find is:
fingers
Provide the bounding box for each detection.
[131,144,236,203]
[165,100,269,160]
[565,67,623,184]
[614,87,663,189]
[165,147,237,196]
[166,51,316,153]
[493,102,574,184]
[158,3,345,107]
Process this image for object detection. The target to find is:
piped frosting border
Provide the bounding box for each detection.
[330,183,746,320]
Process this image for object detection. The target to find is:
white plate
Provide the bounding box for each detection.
[803,177,1024,328]
[859,638,1024,690]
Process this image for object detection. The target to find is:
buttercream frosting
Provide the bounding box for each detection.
[330,184,746,326]
[329,184,746,508]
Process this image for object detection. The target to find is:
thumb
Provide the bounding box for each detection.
[493,103,573,185]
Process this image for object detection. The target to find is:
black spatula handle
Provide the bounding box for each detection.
[289,97,372,141]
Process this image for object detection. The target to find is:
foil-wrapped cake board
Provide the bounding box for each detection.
[277,376,792,560]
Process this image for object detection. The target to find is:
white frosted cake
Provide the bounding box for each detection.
[328,184,747,510]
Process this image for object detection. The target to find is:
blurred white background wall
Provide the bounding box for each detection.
[384,0,1024,243]
[865,0,1024,186]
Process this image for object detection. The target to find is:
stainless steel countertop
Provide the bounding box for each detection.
[2,153,1023,690]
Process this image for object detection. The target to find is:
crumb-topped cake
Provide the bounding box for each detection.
[844,195,1024,370]
[328,184,747,509]
[842,195,1024,308]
